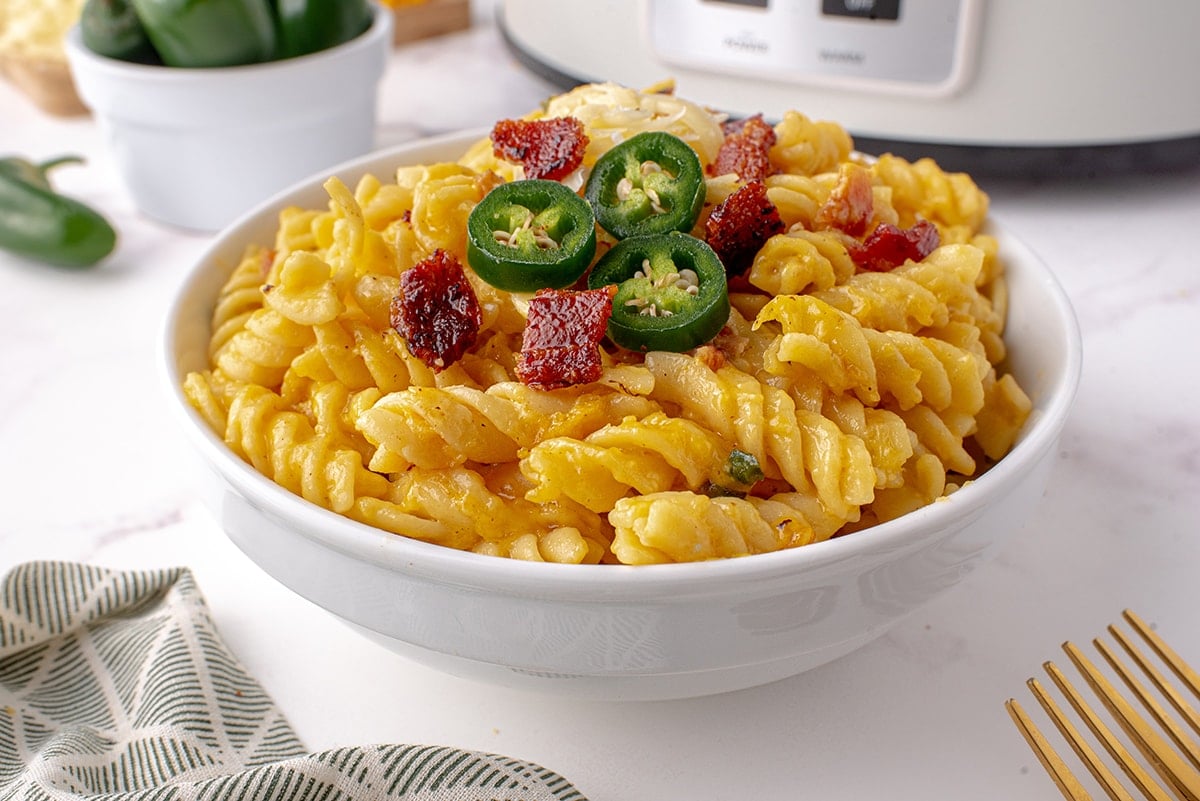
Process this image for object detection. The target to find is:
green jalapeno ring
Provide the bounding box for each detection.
[466,179,598,293]
[584,131,706,241]
[587,232,730,353]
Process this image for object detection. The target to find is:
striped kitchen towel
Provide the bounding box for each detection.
[0,561,586,801]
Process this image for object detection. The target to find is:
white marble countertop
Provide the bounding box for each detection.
[3,8,1200,800]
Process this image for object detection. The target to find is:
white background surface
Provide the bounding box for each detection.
[3,5,1199,800]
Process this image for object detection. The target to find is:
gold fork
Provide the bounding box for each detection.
[1006,610,1200,801]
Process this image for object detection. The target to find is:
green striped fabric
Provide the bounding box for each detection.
[0,562,587,801]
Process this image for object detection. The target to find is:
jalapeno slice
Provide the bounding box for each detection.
[587,232,730,353]
[466,179,597,292]
[584,131,706,240]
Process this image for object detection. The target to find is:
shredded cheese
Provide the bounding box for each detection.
[0,0,86,61]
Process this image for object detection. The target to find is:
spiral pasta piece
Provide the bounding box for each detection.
[211,307,313,389]
[208,246,270,358]
[608,488,850,564]
[763,172,835,230]
[870,153,989,234]
[753,294,879,404]
[769,111,854,177]
[349,466,610,563]
[894,403,977,477]
[822,394,913,490]
[289,318,432,394]
[609,491,786,563]
[644,352,874,518]
[747,229,858,297]
[809,244,984,334]
[973,372,1033,461]
[407,163,486,260]
[356,385,524,473]
[274,206,323,259]
[182,370,229,436]
[863,328,988,415]
[520,412,727,512]
[857,449,948,527]
[223,383,387,512]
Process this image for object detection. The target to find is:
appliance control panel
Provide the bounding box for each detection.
[648,0,982,97]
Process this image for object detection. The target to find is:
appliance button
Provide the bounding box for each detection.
[821,0,901,21]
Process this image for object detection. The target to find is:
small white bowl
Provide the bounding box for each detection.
[162,133,1082,700]
[64,5,393,232]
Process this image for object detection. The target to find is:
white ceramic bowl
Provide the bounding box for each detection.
[162,133,1082,700]
[63,5,392,233]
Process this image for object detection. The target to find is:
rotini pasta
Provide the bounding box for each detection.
[184,82,1032,565]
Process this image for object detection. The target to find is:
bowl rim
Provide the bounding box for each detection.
[160,131,1083,598]
[63,0,393,81]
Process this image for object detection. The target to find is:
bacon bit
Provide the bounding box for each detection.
[704,180,786,276]
[516,286,616,389]
[692,344,727,371]
[391,249,482,371]
[815,163,874,237]
[712,325,750,359]
[850,220,941,272]
[710,114,777,182]
[491,117,589,181]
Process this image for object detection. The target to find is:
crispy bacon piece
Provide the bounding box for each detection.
[516,286,616,389]
[710,114,777,182]
[390,249,481,371]
[491,117,589,181]
[850,220,941,272]
[704,180,786,276]
[815,163,874,237]
[693,344,727,372]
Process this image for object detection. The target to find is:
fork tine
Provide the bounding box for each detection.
[1044,658,1172,801]
[1065,640,1200,801]
[1105,626,1200,772]
[1006,695,1097,801]
[1123,610,1200,735]
[1023,676,1133,801]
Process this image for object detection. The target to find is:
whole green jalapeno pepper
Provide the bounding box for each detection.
[466,179,597,293]
[79,0,161,63]
[273,0,373,59]
[0,156,117,269]
[129,0,277,67]
[587,232,729,353]
[584,131,706,241]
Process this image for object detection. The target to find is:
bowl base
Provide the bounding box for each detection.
[344,618,886,701]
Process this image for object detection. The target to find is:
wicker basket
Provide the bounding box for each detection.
[1,53,87,116]
[388,0,471,44]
